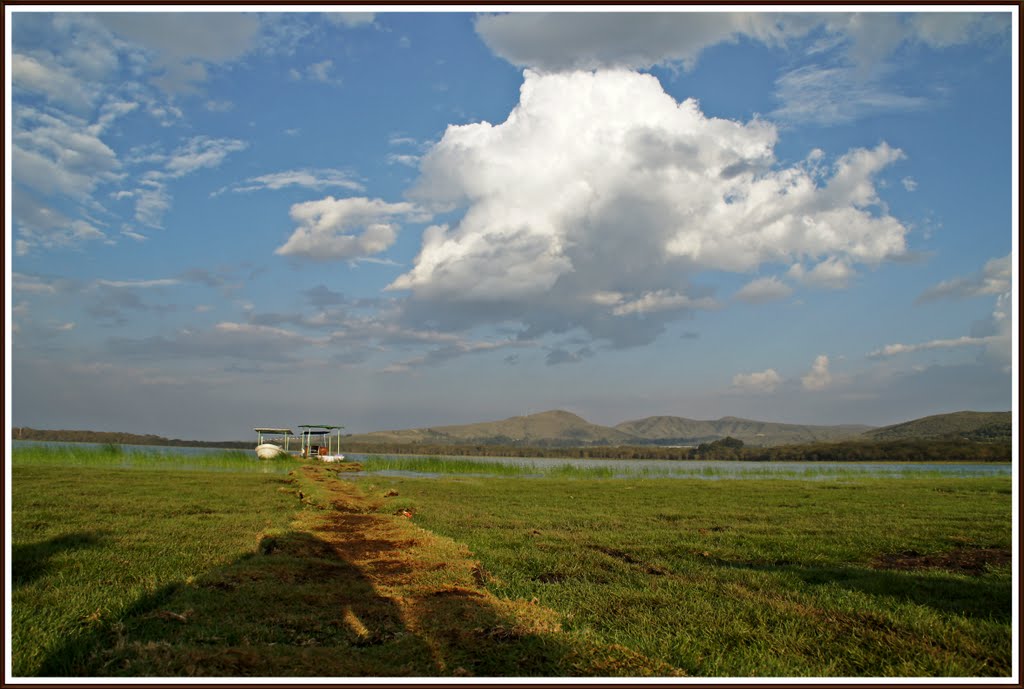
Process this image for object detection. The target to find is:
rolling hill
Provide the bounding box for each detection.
[862,411,1012,442]
[347,410,875,447]
[346,410,636,447]
[18,409,1011,451]
[614,415,873,446]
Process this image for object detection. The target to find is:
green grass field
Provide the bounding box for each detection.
[359,453,1006,479]
[11,443,294,473]
[10,449,298,676]
[10,446,1013,677]
[357,473,1013,676]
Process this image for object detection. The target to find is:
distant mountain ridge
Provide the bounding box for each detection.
[347,409,878,447]
[16,409,1010,450]
[614,415,873,446]
[346,410,636,447]
[863,411,1011,442]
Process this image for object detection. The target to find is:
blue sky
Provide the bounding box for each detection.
[7,8,1016,440]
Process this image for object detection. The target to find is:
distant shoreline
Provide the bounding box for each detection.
[11,427,250,450]
[11,427,1010,463]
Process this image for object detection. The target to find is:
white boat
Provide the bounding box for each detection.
[253,427,294,460]
[255,443,288,459]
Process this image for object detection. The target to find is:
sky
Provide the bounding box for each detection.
[6,7,1018,441]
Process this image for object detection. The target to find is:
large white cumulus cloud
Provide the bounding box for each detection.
[390,70,908,347]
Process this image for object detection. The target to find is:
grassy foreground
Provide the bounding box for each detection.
[357,473,1012,676]
[10,447,1013,677]
[11,460,298,676]
[12,452,672,677]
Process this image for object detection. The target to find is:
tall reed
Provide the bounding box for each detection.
[11,445,294,474]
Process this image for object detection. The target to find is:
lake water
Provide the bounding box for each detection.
[10,442,1011,480]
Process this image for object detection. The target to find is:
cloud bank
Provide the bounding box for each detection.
[475,12,814,72]
[475,12,1007,75]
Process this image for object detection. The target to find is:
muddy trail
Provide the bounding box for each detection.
[65,464,678,678]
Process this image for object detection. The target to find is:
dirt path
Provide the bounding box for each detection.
[292,464,566,675]
[291,464,683,677]
[91,463,681,677]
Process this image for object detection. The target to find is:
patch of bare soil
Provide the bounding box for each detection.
[871,547,1010,575]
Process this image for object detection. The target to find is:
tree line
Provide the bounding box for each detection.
[12,427,250,450]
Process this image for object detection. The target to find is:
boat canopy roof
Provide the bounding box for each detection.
[298,424,344,430]
[254,427,294,435]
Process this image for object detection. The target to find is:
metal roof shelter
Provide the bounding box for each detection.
[254,427,294,451]
[297,424,345,458]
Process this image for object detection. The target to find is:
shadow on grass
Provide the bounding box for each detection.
[13,532,107,588]
[711,557,1011,621]
[37,530,613,677]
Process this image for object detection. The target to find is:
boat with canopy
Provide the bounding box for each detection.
[298,424,346,462]
[253,427,294,459]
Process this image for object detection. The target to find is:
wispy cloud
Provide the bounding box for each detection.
[95,278,180,288]
[106,321,322,363]
[734,276,793,304]
[13,272,61,295]
[916,254,1010,303]
[12,53,97,109]
[868,335,1000,359]
[731,368,782,393]
[769,13,1009,127]
[214,168,364,196]
[381,338,524,373]
[289,59,342,85]
[545,345,594,366]
[118,136,248,228]
[163,136,248,178]
[609,291,718,317]
[874,257,1012,370]
[325,13,376,28]
[387,153,421,168]
[771,65,930,126]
